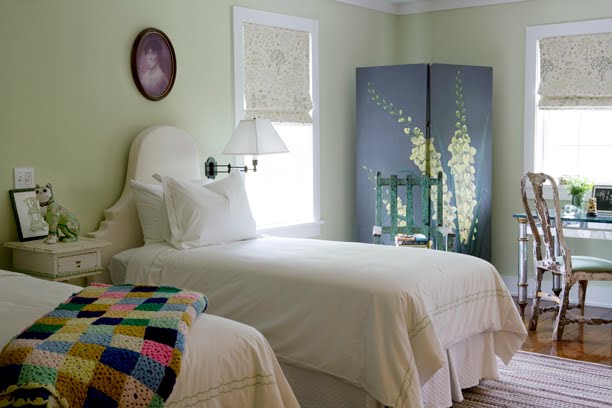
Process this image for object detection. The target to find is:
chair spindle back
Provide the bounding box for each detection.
[520,172,571,275]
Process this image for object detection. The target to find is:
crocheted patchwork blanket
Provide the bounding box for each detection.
[0,284,207,408]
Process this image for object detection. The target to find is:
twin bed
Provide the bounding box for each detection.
[1,125,526,408]
[88,125,525,407]
[111,237,525,408]
[0,270,298,407]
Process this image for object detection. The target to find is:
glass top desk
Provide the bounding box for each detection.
[513,210,612,317]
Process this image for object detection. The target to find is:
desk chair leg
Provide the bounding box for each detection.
[529,267,544,330]
[553,279,573,341]
[578,280,588,317]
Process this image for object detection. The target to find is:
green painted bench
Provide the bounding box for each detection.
[373,171,454,251]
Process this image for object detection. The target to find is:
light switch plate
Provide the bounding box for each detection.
[14,167,35,189]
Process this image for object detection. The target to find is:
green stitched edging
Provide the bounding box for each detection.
[408,290,511,340]
[429,290,509,316]
[408,316,433,340]
[394,362,416,408]
[165,373,275,408]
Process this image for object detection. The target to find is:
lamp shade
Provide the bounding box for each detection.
[222,119,289,156]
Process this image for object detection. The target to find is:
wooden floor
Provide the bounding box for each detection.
[518,299,612,366]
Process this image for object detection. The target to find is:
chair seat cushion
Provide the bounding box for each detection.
[571,256,612,272]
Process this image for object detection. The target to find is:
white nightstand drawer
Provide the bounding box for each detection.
[57,251,98,273]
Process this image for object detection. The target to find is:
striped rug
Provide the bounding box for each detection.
[454,351,612,407]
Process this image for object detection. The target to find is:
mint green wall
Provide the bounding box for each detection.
[397,0,612,288]
[0,0,395,269]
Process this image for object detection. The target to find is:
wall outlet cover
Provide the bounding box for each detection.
[14,167,35,189]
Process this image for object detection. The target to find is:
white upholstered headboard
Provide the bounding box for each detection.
[87,125,201,282]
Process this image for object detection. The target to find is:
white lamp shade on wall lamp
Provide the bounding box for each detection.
[223,118,288,157]
[205,118,288,179]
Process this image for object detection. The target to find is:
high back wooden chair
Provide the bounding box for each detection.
[520,172,612,340]
[373,171,454,251]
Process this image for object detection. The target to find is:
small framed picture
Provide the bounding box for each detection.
[592,185,612,214]
[131,28,176,101]
[9,189,49,241]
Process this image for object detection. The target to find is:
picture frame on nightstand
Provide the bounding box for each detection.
[9,188,48,241]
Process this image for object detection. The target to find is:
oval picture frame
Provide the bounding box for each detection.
[131,28,176,101]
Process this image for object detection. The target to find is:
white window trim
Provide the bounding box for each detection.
[258,220,325,239]
[233,6,321,237]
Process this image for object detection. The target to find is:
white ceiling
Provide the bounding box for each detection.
[334,0,528,15]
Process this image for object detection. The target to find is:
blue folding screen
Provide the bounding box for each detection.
[356,64,492,261]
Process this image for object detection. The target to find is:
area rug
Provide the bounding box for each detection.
[454,351,612,407]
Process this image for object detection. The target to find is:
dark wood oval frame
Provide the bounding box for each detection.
[131,28,176,101]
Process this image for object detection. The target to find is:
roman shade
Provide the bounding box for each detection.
[538,32,612,109]
[243,23,313,123]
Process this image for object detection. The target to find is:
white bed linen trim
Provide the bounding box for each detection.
[0,270,298,408]
[122,236,527,408]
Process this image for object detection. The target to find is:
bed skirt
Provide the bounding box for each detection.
[280,332,499,408]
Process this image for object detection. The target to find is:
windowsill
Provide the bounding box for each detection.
[524,184,576,201]
[257,220,324,238]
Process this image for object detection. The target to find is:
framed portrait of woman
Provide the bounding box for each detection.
[131,28,176,101]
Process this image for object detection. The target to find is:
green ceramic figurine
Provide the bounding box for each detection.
[35,183,80,243]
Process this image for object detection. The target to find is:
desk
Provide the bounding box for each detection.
[513,211,612,317]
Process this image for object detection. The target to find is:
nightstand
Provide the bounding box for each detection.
[2,237,111,282]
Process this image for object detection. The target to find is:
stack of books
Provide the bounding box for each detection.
[395,233,430,248]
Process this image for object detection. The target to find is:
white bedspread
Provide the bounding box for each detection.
[0,270,299,408]
[123,237,527,408]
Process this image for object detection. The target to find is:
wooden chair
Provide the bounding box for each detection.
[520,172,612,340]
[373,171,454,251]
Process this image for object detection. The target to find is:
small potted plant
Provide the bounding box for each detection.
[559,175,593,208]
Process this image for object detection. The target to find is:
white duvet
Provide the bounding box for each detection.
[0,270,299,408]
[122,236,527,408]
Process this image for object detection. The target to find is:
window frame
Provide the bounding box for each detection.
[233,6,321,237]
[524,18,612,175]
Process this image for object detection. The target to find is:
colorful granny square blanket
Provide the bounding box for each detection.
[0,284,207,408]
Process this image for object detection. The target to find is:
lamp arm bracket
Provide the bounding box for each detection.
[205,156,258,179]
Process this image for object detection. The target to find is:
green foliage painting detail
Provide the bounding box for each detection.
[366,70,482,250]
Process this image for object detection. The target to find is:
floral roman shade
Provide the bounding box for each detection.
[538,32,612,109]
[243,23,313,123]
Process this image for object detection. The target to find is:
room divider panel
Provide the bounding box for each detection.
[356,64,492,260]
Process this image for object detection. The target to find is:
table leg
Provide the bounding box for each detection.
[552,228,561,296]
[517,218,529,318]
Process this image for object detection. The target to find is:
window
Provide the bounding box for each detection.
[538,110,612,183]
[244,122,314,227]
[524,18,612,185]
[233,6,321,237]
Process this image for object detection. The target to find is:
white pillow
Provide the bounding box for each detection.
[161,171,256,249]
[130,178,212,245]
[130,180,165,244]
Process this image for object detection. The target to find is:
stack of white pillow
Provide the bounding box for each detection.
[130,171,256,249]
